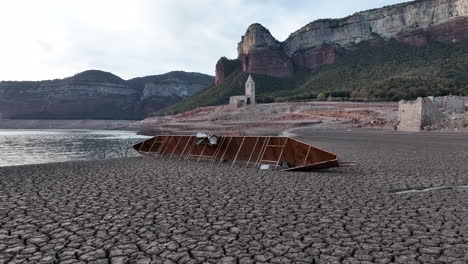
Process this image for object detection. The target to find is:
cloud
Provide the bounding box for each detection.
[0,0,409,81]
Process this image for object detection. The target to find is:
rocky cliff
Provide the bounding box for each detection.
[215,57,240,85]
[0,70,214,119]
[216,0,468,81]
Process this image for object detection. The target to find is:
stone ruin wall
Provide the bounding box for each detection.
[229,96,248,109]
[421,98,446,127]
[433,96,465,113]
[398,99,424,132]
[444,96,465,113]
[398,97,446,132]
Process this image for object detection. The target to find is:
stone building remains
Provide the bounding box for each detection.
[398,96,466,132]
[398,97,445,132]
[229,75,256,108]
[431,96,465,113]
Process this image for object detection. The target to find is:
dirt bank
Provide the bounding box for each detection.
[132,102,399,136]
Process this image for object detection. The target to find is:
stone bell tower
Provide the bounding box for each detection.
[245,74,255,105]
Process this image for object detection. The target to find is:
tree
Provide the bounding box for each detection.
[317,92,327,101]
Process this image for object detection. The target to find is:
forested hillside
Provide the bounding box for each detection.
[159,39,468,115]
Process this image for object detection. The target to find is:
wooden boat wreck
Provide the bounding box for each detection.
[133,135,341,171]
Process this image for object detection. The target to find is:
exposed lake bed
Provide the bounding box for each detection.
[0,129,466,262]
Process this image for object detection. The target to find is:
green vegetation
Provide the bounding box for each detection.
[159,39,468,115]
[316,92,327,101]
[272,39,468,101]
[1,70,214,120]
[157,67,310,115]
[65,70,127,84]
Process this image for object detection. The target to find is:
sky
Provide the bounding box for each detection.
[0,0,410,81]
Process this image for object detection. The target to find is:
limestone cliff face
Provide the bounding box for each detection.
[284,0,468,55]
[237,24,294,78]
[0,70,214,119]
[237,24,281,55]
[129,71,213,99]
[215,0,468,81]
[129,71,214,115]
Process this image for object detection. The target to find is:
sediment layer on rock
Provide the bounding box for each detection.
[0,70,214,119]
[215,0,468,81]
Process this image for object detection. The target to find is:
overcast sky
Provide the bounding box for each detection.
[0,0,409,81]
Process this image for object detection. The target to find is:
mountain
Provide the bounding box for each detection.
[0,70,214,119]
[232,0,468,80]
[161,0,468,115]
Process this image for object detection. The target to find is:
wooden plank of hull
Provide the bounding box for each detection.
[282,160,340,172]
[133,135,340,171]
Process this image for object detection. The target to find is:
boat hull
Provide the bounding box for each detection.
[133,135,339,171]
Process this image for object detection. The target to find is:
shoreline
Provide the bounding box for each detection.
[2,127,468,169]
[0,131,466,262]
[0,129,149,168]
[0,119,138,130]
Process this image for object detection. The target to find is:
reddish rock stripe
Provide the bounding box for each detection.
[241,50,294,78]
[215,57,239,85]
[429,17,468,43]
[292,46,338,70]
[396,17,468,46]
[215,16,468,82]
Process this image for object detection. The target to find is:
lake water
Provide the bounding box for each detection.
[0,129,151,167]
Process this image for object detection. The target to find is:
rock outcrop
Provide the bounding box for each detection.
[291,45,339,70]
[241,49,294,78]
[215,57,239,85]
[215,0,468,82]
[237,24,294,78]
[0,70,214,119]
[129,71,214,116]
[284,0,468,54]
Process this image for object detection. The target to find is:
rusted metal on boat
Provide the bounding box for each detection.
[133,135,341,171]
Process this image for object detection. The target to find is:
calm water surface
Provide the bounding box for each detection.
[0,129,151,167]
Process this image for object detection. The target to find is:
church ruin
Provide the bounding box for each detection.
[229,75,256,108]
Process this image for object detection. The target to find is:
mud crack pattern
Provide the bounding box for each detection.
[0,130,467,263]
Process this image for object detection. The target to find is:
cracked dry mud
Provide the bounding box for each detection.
[0,130,467,264]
